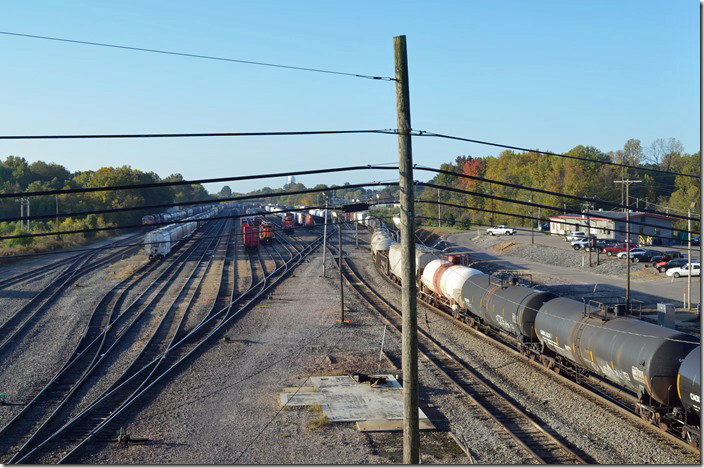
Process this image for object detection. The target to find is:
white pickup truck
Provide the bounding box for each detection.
[487,225,516,236]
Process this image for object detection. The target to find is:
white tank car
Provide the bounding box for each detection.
[371,230,395,255]
[388,243,440,280]
[421,260,486,307]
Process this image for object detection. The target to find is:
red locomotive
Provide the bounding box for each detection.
[282,213,294,234]
[259,221,275,244]
[304,214,316,229]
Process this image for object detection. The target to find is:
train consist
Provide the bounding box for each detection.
[370,227,701,446]
[144,206,222,260]
[141,205,213,226]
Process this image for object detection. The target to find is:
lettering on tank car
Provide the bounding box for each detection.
[691,393,701,404]
[539,330,552,339]
[631,366,646,384]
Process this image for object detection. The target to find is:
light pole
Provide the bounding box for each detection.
[322,193,329,277]
[529,193,534,245]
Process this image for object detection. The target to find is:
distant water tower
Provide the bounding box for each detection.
[287,176,296,185]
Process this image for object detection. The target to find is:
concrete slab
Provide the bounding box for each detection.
[356,419,436,432]
[279,375,432,428]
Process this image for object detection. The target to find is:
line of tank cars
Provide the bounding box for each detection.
[144,204,223,261]
[370,226,701,446]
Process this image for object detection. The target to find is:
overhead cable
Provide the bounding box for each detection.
[416,166,699,223]
[414,130,701,180]
[0,163,397,199]
[0,31,395,81]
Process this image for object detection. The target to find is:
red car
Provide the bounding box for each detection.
[259,221,275,245]
[602,243,638,257]
[282,213,294,234]
[242,223,259,251]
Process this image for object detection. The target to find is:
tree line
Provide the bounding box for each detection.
[416,138,700,231]
[0,156,211,252]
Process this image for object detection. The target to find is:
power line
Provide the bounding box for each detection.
[0,163,396,199]
[421,182,699,236]
[0,31,395,81]
[0,181,398,224]
[416,166,699,223]
[414,130,701,180]
[0,129,392,141]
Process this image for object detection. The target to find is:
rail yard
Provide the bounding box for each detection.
[0,205,699,464]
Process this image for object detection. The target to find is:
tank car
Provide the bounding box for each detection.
[387,243,440,284]
[676,346,700,446]
[534,296,698,408]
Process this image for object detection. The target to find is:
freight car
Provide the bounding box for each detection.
[145,221,197,260]
[242,223,259,251]
[259,221,275,244]
[370,228,701,444]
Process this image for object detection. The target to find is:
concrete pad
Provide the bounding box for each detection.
[356,419,436,432]
[279,375,432,428]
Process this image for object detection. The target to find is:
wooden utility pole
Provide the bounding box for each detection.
[437,188,440,227]
[687,204,695,310]
[614,179,641,312]
[55,194,60,237]
[322,195,328,277]
[394,34,419,464]
[529,193,534,245]
[338,215,344,323]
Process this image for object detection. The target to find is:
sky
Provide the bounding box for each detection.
[0,0,699,195]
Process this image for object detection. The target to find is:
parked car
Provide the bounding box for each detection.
[571,237,596,250]
[565,231,587,242]
[487,225,515,236]
[666,262,701,278]
[657,258,690,273]
[588,238,618,253]
[537,223,550,232]
[693,235,700,246]
[628,249,662,263]
[602,243,638,257]
[617,247,648,259]
[650,250,683,266]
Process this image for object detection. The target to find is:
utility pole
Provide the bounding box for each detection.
[529,193,534,245]
[614,179,641,313]
[687,203,695,310]
[16,199,24,231]
[437,188,440,227]
[322,195,328,277]
[490,184,495,226]
[338,213,344,323]
[394,34,419,465]
[56,194,60,238]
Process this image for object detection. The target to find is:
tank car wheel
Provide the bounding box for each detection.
[540,356,550,368]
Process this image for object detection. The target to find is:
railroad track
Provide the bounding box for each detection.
[0,231,145,291]
[359,226,701,458]
[325,230,588,464]
[0,217,226,463]
[28,220,323,463]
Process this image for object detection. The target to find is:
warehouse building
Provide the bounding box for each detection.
[548,211,676,245]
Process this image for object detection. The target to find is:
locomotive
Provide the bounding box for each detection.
[371,227,701,446]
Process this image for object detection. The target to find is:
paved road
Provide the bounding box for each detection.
[445,231,701,308]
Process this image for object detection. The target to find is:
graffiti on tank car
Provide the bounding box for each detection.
[494,315,511,331]
[631,366,646,384]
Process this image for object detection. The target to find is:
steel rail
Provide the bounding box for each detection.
[53,229,324,463]
[4,218,224,463]
[326,237,588,464]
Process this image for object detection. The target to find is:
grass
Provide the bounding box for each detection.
[307,403,329,431]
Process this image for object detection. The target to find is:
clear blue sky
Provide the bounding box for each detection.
[0,0,699,194]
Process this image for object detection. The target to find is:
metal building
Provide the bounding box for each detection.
[548,211,675,245]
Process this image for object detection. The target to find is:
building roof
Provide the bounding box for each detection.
[549,211,676,222]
